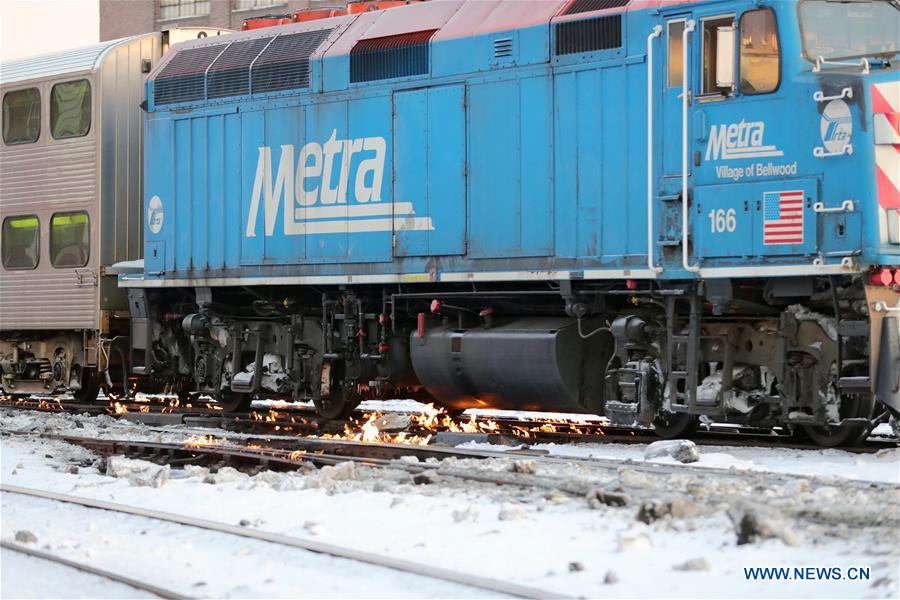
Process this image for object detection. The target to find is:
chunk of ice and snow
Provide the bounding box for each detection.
[105,456,169,488]
[644,440,700,464]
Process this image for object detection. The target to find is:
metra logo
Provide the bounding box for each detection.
[246,130,433,237]
[705,120,784,161]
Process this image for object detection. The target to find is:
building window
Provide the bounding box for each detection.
[2,215,40,270]
[50,212,90,268]
[234,0,285,10]
[50,79,91,139]
[2,88,40,145]
[740,8,780,95]
[160,0,211,20]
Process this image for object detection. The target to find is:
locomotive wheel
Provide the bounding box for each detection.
[801,390,873,448]
[72,368,100,404]
[214,389,253,413]
[314,379,360,419]
[652,411,699,439]
[314,362,360,419]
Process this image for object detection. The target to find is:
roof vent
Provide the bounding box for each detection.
[493,37,514,59]
[350,29,437,83]
[251,29,333,94]
[154,43,228,105]
[555,14,622,55]
[207,37,272,99]
[563,0,629,15]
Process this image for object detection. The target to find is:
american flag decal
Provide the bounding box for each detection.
[763,190,804,245]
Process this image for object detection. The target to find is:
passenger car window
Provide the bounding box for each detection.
[50,211,90,268]
[701,16,735,95]
[740,8,780,95]
[667,21,685,88]
[2,88,40,144]
[50,79,91,139]
[2,215,40,270]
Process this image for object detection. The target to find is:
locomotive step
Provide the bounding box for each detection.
[838,376,871,392]
[838,320,869,338]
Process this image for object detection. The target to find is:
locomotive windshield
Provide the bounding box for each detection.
[799,0,899,62]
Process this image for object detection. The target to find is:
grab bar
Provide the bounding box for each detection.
[681,20,699,273]
[646,25,663,274]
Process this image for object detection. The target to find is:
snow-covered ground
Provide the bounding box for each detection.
[461,441,900,485]
[1,408,898,599]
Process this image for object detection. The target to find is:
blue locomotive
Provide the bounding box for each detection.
[119,0,900,446]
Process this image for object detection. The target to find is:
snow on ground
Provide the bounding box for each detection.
[0,438,896,597]
[1,491,488,598]
[461,441,900,485]
[1,548,154,599]
[2,408,899,599]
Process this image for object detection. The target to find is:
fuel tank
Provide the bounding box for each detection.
[409,317,611,413]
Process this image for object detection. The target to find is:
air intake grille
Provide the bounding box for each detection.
[251,29,333,93]
[563,0,629,15]
[555,15,622,55]
[154,44,227,105]
[207,38,271,99]
[350,30,437,83]
[493,37,513,58]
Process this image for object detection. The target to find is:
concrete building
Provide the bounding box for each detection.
[99,0,348,41]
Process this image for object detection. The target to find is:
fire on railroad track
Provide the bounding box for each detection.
[1,393,897,455]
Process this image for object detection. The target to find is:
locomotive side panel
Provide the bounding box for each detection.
[468,76,553,259]
[393,84,466,257]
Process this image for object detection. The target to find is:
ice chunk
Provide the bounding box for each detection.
[105,456,169,488]
[644,439,700,463]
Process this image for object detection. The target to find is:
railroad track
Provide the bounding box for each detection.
[1,539,189,599]
[5,425,898,547]
[6,427,897,500]
[1,483,560,599]
[2,396,897,453]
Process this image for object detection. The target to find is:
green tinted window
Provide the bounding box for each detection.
[51,79,91,139]
[2,215,40,270]
[50,211,90,268]
[2,88,40,144]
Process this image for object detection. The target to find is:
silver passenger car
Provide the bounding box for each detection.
[0,29,228,400]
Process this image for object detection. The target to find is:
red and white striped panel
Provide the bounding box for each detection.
[871,82,900,245]
[871,81,900,145]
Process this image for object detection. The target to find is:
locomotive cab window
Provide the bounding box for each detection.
[739,8,780,95]
[667,20,685,87]
[2,88,40,145]
[50,211,90,268]
[1,215,40,270]
[700,16,736,96]
[50,79,91,139]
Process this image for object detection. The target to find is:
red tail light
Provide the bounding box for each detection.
[871,267,898,286]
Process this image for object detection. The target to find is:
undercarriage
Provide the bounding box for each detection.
[125,274,898,447]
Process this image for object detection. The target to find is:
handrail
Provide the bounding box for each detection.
[813,87,852,103]
[646,25,663,274]
[248,34,280,95]
[814,56,870,75]
[681,20,699,273]
[204,42,233,100]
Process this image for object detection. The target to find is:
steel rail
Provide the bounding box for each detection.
[10,426,896,494]
[1,484,565,600]
[3,399,895,452]
[1,539,190,600]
